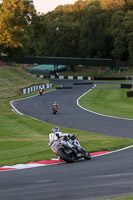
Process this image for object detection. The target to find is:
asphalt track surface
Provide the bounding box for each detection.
[1,80,133,200]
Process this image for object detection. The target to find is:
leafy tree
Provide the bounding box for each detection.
[79,1,111,58]
[100,0,125,11]
[111,11,128,61]
[24,14,48,56]
[44,12,80,57]
[123,11,133,65]
[0,0,36,58]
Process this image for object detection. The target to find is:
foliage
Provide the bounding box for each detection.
[0,0,36,58]
[79,1,111,58]
[1,0,133,64]
[111,11,128,61]
[23,14,48,56]
[79,85,133,119]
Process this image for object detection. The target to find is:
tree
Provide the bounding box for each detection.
[44,12,80,57]
[24,14,48,56]
[0,0,36,58]
[111,11,128,61]
[123,11,133,65]
[79,1,111,58]
[100,0,126,11]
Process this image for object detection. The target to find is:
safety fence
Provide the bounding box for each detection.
[38,75,127,81]
[38,75,92,80]
[21,83,53,94]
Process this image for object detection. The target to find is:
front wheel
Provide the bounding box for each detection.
[84,152,91,160]
[58,147,75,163]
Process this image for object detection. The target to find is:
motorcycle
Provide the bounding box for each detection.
[52,105,58,114]
[39,89,43,95]
[50,134,91,163]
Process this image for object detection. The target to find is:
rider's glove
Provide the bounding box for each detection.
[71,135,76,140]
[56,133,60,139]
[63,135,68,141]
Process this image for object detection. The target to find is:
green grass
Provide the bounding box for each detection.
[100,195,133,200]
[1,66,133,200]
[0,65,49,98]
[79,84,133,119]
[0,66,133,168]
[61,66,133,77]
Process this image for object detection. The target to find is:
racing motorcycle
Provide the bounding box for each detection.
[39,89,43,95]
[52,105,58,114]
[50,134,91,163]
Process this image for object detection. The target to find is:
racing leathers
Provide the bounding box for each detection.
[48,131,72,146]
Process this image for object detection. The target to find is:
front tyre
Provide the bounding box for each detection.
[58,147,75,163]
[84,152,91,160]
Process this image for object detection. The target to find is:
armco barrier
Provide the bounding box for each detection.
[56,86,73,89]
[94,77,126,80]
[42,75,91,80]
[42,75,126,81]
[73,82,93,85]
[21,83,52,94]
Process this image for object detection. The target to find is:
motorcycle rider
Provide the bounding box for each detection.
[39,87,43,95]
[52,102,59,109]
[48,127,91,162]
[48,127,76,146]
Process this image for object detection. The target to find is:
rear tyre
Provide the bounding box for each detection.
[58,147,75,163]
[53,110,56,114]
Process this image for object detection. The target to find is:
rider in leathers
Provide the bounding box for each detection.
[48,127,83,160]
[48,127,78,146]
[48,127,72,146]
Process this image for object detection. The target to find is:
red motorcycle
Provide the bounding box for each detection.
[39,89,43,95]
[53,106,58,114]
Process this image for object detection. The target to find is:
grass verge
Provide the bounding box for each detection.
[100,195,133,200]
[79,84,133,119]
[0,66,133,167]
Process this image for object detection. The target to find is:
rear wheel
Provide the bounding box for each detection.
[58,147,75,163]
[53,110,56,114]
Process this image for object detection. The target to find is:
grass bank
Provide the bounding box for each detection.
[61,66,133,77]
[0,66,133,167]
[79,84,133,119]
[100,195,133,200]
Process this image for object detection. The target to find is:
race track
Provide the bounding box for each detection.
[1,80,133,200]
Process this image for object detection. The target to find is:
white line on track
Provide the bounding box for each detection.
[92,145,133,157]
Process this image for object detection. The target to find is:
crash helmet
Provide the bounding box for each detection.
[52,127,60,133]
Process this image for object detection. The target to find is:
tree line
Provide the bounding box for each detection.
[0,0,133,65]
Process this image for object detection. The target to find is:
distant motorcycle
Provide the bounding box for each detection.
[39,89,43,95]
[52,105,58,114]
[50,134,91,163]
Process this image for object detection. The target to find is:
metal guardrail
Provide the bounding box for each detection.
[21,83,53,94]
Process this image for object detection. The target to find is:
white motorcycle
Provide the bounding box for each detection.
[50,134,91,163]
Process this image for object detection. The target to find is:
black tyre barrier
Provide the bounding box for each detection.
[56,86,73,89]
[127,91,133,97]
[94,77,126,80]
[73,82,93,85]
[121,84,132,88]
